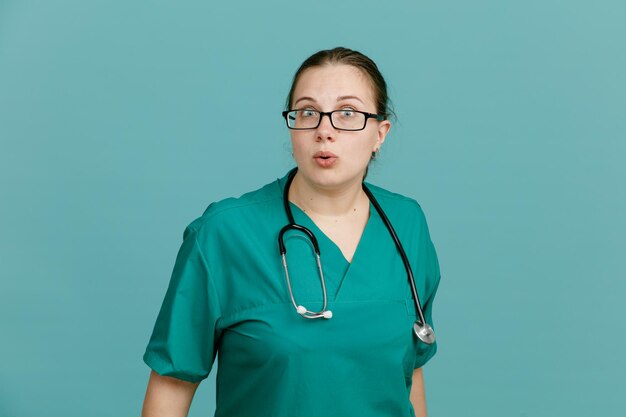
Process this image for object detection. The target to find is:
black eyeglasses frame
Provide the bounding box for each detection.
[281,109,386,131]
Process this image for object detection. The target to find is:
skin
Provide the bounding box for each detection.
[288,63,391,263]
[411,368,428,417]
[141,371,198,417]
[141,62,428,417]
[288,63,429,416]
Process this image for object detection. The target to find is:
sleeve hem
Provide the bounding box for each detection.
[143,350,208,383]
[413,342,438,369]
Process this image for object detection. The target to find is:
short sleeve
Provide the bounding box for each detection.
[142,225,222,383]
[414,237,442,369]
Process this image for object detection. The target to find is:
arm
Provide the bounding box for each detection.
[409,367,428,417]
[141,370,200,417]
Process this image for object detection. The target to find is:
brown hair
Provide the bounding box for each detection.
[285,47,395,121]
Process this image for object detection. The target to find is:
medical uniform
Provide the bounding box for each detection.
[143,170,441,417]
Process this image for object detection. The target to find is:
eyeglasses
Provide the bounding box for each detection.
[282,109,385,131]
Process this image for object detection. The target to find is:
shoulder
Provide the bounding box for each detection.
[183,177,283,237]
[364,181,428,226]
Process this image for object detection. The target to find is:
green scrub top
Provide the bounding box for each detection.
[143,170,442,417]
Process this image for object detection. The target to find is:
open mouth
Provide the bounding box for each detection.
[313,152,337,167]
[314,151,337,159]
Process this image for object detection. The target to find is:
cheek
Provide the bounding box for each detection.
[351,131,378,156]
[289,133,309,158]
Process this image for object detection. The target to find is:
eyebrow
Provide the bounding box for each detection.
[337,95,365,104]
[293,96,316,106]
[293,95,365,106]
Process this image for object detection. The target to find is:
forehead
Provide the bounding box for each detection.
[293,63,376,107]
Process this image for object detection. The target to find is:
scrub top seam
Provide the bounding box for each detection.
[218,298,411,325]
[192,232,223,318]
[364,182,425,207]
[190,195,283,235]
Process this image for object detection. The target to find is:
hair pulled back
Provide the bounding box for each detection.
[285,47,395,121]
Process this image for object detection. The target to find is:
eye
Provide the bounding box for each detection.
[339,109,355,118]
[301,109,317,118]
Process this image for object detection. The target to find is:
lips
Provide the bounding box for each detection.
[314,151,337,159]
[313,151,337,168]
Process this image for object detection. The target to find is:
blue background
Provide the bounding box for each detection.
[1,1,624,416]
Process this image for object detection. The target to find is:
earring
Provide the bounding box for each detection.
[371,148,380,160]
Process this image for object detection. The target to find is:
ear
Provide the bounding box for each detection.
[373,119,391,151]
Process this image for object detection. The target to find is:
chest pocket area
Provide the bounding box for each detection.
[405,297,418,319]
[404,298,420,349]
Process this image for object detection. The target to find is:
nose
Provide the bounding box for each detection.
[316,112,337,142]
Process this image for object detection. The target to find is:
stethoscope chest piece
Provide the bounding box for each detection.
[413,321,436,345]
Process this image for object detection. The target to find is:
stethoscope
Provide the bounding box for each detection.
[277,168,436,345]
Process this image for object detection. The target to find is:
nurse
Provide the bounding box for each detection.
[141,47,442,417]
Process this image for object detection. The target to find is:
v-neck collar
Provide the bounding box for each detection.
[276,170,383,300]
[289,201,380,301]
[287,200,375,265]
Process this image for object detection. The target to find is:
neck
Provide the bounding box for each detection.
[289,171,368,218]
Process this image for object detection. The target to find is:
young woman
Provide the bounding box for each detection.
[141,47,442,417]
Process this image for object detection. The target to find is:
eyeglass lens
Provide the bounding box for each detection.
[286,110,366,130]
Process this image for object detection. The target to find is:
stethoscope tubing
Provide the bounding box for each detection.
[361,184,428,327]
[279,223,331,319]
[279,168,433,342]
